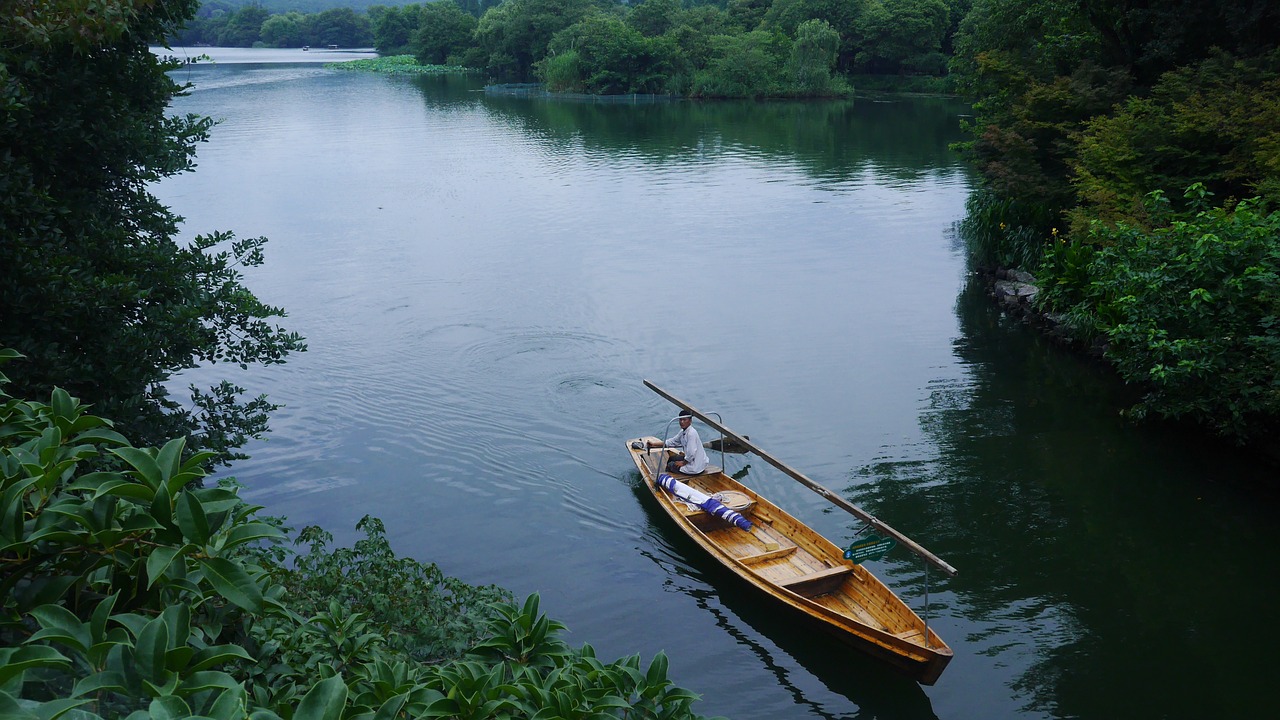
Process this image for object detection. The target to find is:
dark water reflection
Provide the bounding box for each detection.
[853,282,1278,718]
[154,50,1275,720]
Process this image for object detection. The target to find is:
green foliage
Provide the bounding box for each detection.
[967,61,1131,233]
[175,4,375,47]
[372,3,423,54]
[0,373,719,719]
[785,19,847,95]
[949,0,1099,96]
[459,595,719,720]
[1038,188,1280,441]
[311,7,376,46]
[691,30,790,98]
[953,0,1280,255]
[540,13,670,94]
[628,0,682,38]
[760,0,866,71]
[954,1,1280,443]
[413,1,479,65]
[850,71,953,95]
[261,11,314,47]
[540,49,587,92]
[958,187,1056,270]
[1,1,306,466]
[280,516,511,663]
[220,4,270,46]
[856,0,951,75]
[725,0,773,33]
[0,370,282,717]
[474,0,595,81]
[1072,51,1280,228]
[327,55,467,73]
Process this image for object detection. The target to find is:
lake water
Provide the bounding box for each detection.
[155,48,1277,719]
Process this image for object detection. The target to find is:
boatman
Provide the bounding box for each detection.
[646,410,710,474]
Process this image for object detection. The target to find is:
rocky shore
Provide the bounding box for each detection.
[983,267,1107,357]
[982,266,1279,466]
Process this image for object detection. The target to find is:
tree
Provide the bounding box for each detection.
[856,0,951,74]
[1039,188,1280,441]
[260,12,312,47]
[311,7,374,48]
[413,1,479,65]
[628,0,682,37]
[691,30,790,98]
[373,4,422,55]
[473,0,594,81]
[726,0,771,32]
[541,12,669,94]
[1072,51,1280,227]
[218,3,269,47]
[786,18,842,93]
[760,0,867,71]
[0,1,305,462]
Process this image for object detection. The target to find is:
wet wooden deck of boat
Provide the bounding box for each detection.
[668,475,895,632]
[628,421,954,684]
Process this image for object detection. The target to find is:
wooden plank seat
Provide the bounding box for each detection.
[738,546,797,565]
[660,464,723,476]
[777,565,853,598]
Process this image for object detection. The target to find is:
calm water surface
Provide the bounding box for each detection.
[156,48,1276,719]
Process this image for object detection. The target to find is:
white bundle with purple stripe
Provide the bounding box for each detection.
[656,473,753,531]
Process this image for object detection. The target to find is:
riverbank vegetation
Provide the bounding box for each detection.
[1,2,716,716]
[326,54,468,73]
[1,0,305,465]
[174,0,969,98]
[0,370,715,719]
[951,1,1280,447]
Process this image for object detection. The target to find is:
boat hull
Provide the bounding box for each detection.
[627,439,952,685]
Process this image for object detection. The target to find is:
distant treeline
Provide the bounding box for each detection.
[175,4,374,48]
[176,0,968,97]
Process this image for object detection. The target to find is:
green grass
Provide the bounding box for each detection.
[325,55,470,74]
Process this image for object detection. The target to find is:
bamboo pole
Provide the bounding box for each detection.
[644,380,957,577]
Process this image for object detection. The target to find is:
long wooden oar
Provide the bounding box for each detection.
[644,379,957,577]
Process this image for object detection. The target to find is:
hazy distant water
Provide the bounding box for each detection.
[154,49,1279,720]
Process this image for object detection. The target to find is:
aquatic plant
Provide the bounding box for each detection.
[326,55,471,74]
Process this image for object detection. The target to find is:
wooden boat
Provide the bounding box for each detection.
[629,382,955,685]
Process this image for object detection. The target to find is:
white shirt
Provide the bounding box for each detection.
[664,424,710,474]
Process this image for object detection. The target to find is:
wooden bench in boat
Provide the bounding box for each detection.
[668,465,721,476]
[777,565,853,598]
[738,546,797,565]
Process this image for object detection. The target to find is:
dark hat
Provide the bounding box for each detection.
[678,410,693,419]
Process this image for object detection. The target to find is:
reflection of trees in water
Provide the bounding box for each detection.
[628,475,939,720]
[406,72,490,108]
[467,91,973,185]
[843,280,1279,719]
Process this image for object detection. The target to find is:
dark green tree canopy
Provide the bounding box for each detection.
[1,1,305,462]
[412,0,479,65]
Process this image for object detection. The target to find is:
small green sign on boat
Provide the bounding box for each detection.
[843,534,896,564]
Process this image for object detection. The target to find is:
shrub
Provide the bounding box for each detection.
[691,31,790,98]
[1038,187,1280,441]
[0,355,717,718]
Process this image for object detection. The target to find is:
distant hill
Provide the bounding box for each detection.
[199,0,422,14]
